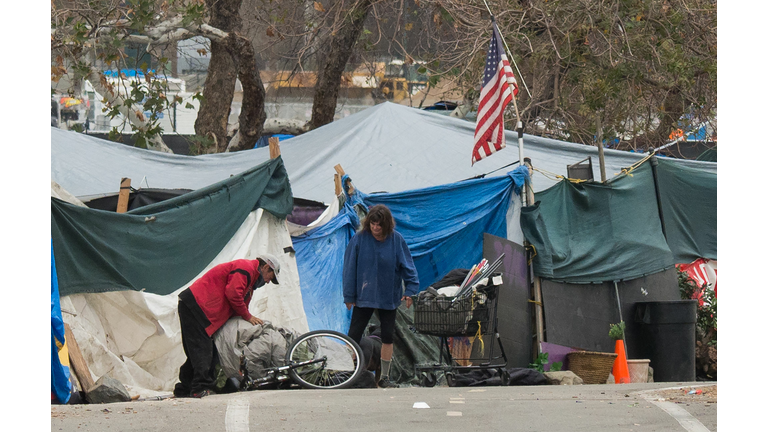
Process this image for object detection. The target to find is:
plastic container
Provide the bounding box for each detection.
[627,359,651,383]
[634,300,697,382]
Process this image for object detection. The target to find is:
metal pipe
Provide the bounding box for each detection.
[614,281,628,359]
[649,156,667,240]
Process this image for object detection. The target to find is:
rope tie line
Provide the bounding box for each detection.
[533,152,655,185]
[526,244,537,265]
[471,292,484,356]
[474,321,485,356]
[531,166,591,184]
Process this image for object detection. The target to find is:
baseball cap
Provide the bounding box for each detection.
[258,253,281,285]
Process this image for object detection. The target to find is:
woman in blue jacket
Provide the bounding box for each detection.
[343,204,419,388]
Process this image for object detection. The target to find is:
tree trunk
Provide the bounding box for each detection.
[194,0,243,152]
[225,33,268,152]
[310,0,373,129]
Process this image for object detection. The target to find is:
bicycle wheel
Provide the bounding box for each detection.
[286,330,365,390]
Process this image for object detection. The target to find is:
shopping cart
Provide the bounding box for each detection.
[412,273,508,387]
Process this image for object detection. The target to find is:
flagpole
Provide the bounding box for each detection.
[509,88,526,207]
[482,0,532,99]
[484,2,543,358]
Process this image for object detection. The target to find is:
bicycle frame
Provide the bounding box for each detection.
[240,356,328,391]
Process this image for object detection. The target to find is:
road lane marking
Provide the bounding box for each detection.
[647,400,710,432]
[635,386,715,432]
[226,398,250,432]
[447,411,463,416]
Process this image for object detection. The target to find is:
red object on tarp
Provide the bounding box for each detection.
[677,258,717,302]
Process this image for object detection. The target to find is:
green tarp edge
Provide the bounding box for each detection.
[657,157,717,263]
[51,157,293,297]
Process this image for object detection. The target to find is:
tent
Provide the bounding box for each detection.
[51,157,310,398]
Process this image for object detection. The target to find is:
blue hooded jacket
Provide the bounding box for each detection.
[342,230,419,310]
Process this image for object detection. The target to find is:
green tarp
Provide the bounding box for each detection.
[520,158,716,283]
[656,158,717,263]
[51,157,293,297]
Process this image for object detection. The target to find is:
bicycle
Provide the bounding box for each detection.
[238,330,366,390]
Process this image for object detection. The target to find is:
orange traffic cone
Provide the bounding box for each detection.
[612,340,630,384]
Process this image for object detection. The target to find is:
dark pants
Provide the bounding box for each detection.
[347,307,397,344]
[176,300,219,395]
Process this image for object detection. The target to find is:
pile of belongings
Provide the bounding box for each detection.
[213,319,301,388]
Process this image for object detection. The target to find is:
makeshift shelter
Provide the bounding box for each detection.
[51,157,310,397]
[51,102,717,390]
[519,154,716,380]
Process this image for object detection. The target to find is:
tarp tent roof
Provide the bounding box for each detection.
[51,102,716,203]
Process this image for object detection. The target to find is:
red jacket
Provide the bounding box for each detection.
[188,259,261,336]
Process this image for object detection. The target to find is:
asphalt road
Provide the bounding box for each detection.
[51,382,716,432]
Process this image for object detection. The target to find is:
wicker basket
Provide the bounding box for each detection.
[566,351,618,384]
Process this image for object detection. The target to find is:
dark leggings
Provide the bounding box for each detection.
[347,307,397,344]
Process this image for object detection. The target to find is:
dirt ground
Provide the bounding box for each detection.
[651,384,717,404]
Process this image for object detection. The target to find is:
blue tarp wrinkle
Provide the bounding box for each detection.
[52,240,72,404]
[292,171,527,332]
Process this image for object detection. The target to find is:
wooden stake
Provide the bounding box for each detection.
[334,164,355,195]
[116,178,131,213]
[64,323,95,392]
[268,137,281,159]
[334,173,342,196]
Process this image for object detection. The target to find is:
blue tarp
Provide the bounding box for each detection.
[52,240,72,404]
[292,208,359,333]
[292,167,529,332]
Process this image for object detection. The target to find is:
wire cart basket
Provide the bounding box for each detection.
[412,276,508,387]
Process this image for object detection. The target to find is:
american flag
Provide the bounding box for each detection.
[472,21,519,165]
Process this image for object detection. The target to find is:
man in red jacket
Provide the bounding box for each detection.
[173,253,281,398]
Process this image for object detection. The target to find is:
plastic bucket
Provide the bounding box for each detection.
[627,359,650,383]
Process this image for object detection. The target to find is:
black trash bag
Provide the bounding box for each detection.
[447,367,547,387]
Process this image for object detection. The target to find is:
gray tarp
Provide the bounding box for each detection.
[51,102,716,203]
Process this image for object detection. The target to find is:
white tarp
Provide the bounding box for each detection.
[51,102,717,204]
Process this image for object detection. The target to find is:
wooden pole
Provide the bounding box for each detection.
[524,159,545,355]
[596,112,607,182]
[116,178,131,213]
[64,323,95,392]
[334,164,355,195]
[268,137,281,159]
[334,173,342,196]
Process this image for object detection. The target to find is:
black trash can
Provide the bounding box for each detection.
[634,300,697,382]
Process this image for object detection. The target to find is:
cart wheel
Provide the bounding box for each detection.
[445,371,455,387]
[420,372,437,388]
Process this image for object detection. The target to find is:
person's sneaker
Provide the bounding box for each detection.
[377,377,399,389]
[191,389,215,398]
[173,383,191,398]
